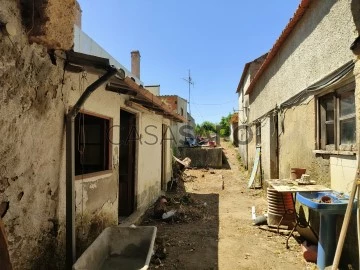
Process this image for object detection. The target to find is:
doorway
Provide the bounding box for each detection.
[270,114,279,178]
[119,110,136,217]
[161,124,167,190]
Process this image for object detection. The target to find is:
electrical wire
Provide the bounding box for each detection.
[247,60,355,129]
[191,100,236,106]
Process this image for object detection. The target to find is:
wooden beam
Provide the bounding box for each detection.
[105,82,138,96]
[125,100,154,114]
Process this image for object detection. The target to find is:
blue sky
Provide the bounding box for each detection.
[77,0,300,124]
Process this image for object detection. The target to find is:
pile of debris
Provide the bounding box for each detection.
[184,135,217,147]
[141,185,207,225]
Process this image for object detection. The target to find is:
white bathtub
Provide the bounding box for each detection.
[73,226,157,270]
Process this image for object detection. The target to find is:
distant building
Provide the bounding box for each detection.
[160,95,195,146]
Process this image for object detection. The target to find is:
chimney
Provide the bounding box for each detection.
[131,50,141,79]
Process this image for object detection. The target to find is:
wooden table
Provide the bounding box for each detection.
[266,179,331,193]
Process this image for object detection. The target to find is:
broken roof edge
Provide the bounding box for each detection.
[65,51,186,123]
[159,95,188,104]
[124,78,187,123]
[245,0,311,95]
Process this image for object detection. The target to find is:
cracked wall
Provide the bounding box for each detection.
[0,0,189,268]
[0,1,68,268]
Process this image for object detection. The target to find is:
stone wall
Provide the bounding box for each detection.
[178,147,223,169]
[20,0,76,50]
[0,1,69,268]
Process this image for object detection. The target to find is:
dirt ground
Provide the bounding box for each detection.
[141,141,317,270]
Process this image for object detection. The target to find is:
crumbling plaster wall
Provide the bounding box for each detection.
[0,1,71,268]
[0,0,173,268]
[20,0,76,50]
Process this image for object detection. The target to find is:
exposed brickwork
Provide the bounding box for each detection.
[160,96,178,112]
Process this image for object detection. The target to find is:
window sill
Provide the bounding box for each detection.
[313,150,356,156]
[75,170,113,180]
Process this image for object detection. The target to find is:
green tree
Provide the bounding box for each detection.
[195,121,216,136]
[219,113,231,137]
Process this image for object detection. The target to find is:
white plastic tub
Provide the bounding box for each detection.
[73,226,157,270]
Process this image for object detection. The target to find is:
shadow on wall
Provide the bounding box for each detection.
[222,151,231,170]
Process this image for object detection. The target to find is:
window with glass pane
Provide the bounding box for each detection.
[318,84,355,151]
[339,91,355,145]
[256,123,261,145]
[322,95,335,145]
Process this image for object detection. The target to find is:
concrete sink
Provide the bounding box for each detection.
[297,191,350,214]
[297,191,354,270]
[73,226,157,270]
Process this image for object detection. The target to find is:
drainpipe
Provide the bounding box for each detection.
[66,66,120,269]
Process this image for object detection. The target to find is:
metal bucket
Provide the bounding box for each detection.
[267,188,295,228]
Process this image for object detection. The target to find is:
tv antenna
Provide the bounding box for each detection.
[183,69,194,114]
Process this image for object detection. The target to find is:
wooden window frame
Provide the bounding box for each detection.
[74,110,113,179]
[317,82,356,152]
[255,123,261,146]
